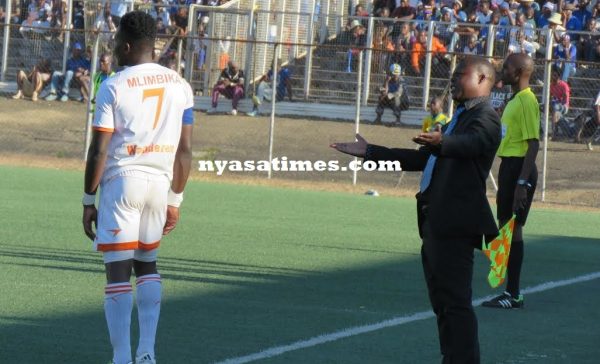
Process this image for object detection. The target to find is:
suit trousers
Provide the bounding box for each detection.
[421,218,481,364]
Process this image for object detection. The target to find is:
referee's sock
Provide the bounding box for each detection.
[506,240,524,297]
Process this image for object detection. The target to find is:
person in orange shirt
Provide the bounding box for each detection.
[411,29,447,75]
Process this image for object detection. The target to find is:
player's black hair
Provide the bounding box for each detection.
[119,11,156,46]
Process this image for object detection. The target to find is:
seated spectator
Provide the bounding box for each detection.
[247,62,292,117]
[391,0,416,20]
[573,0,593,25]
[372,25,395,73]
[20,0,51,37]
[450,0,467,22]
[110,0,132,25]
[78,53,115,104]
[374,63,406,125]
[524,4,537,28]
[12,58,52,102]
[45,42,91,102]
[476,0,493,25]
[562,3,582,41]
[507,13,538,56]
[554,34,577,81]
[338,20,366,72]
[421,95,448,132]
[411,29,447,75]
[546,12,567,44]
[391,22,414,70]
[94,4,117,47]
[550,66,571,137]
[463,34,483,55]
[207,61,245,115]
[536,2,554,28]
[578,18,600,62]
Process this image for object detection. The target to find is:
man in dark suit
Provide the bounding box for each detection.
[331,57,501,364]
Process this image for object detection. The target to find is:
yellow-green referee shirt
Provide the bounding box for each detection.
[497,87,540,157]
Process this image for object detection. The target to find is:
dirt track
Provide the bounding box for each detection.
[1,97,599,208]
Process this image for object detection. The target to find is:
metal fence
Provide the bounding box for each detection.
[3,5,600,206]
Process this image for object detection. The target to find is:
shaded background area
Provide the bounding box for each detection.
[1,166,599,363]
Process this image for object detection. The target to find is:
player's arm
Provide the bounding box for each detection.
[82,131,112,241]
[163,113,194,236]
[82,82,114,241]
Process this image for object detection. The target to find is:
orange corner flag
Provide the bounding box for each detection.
[482,215,516,288]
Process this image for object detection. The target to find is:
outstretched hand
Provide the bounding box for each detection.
[413,124,443,146]
[330,134,368,157]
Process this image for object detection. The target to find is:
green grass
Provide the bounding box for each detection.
[0,166,599,363]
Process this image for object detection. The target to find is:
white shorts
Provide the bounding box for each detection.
[94,171,170,263]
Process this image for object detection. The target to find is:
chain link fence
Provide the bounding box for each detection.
[3,3,600,205]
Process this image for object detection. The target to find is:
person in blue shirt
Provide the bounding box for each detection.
[45,42,91,102]
[563,4,582,41]
[536,2,554,28]
[554,34,577,81]
[247,62,293,117]
[573,0,592,26]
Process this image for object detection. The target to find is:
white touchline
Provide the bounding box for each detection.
[214,271,600,364]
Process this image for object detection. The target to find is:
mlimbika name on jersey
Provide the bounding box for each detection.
[126,73,181,88]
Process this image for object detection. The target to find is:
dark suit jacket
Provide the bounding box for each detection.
[367,100,501,244]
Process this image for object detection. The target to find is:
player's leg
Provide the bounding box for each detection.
[133,174,169,362]
[96,174,146,364]
[13,70,26,98]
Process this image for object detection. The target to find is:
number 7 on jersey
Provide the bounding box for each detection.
[142,87,165,130]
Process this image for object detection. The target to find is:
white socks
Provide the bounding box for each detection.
[104,275,162,363]
[105,283,133,364]
[135,274,162,359]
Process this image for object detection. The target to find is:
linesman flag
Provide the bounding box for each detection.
[482,216,516,288]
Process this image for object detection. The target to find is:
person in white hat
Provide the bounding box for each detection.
[374,63,406,125]
[536,2,554,27]
[545,12,566,43]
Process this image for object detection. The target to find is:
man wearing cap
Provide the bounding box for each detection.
[451,0,467,22]
[563,3,583,40]
[545,12,566,44]
[374,64,405,125]
[45,42,91,102]
[537,2,554,28]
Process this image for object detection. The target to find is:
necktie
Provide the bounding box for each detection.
[419,106,466,193]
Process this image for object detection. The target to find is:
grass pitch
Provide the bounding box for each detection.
[0,166,599,363]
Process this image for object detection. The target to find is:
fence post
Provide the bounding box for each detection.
[422,20,434,110]
[1,0,12,82]
[244,5,256,94]
[485,24,496,58]
[83,35,101,161]
[353,50,363,186]
[62,0,74,74]
[176,36,184,75]
[267,46,279,179]
[541,28,554,202]
[203,11,214,95]
[303,7,315,99]
[361,15,374,106]
[184,5,196,83]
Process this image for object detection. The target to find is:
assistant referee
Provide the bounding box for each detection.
[483,53,540,310]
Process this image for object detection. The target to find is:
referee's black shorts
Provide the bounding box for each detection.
[497,157,537,226]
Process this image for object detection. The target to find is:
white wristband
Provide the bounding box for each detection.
[167,189,184,207]
[82,193,96,206]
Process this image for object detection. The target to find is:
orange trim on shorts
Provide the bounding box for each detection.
[138,240,160,250]
[97,241,139,251]
[93,126,114,133]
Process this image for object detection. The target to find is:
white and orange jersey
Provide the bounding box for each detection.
[93,63,195,182]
